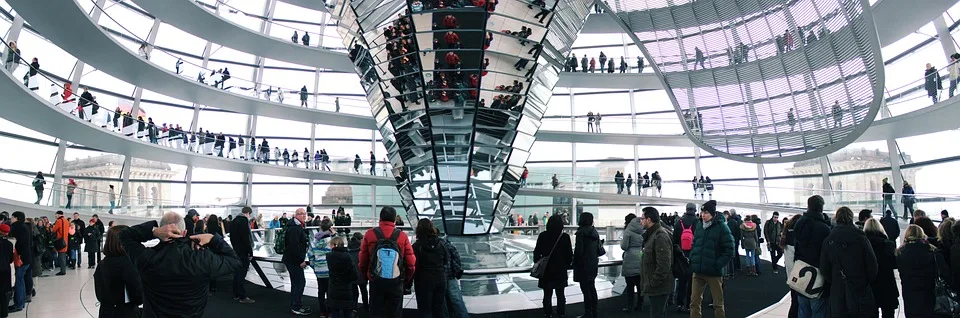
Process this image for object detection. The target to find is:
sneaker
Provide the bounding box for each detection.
[291,308,311,316]
[238,297,256,304]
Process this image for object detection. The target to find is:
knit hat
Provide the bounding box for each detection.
[186,209,200,218]
[701,200,718,216]
[772,211,779,217]
[0,224,10,236]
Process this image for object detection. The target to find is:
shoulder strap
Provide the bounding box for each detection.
[373,227,385,240]
[389,228,401,241]
[546,233,563,256]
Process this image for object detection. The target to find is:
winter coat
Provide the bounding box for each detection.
[740,221,759,250]
[792,210,832,268]
[573,226,601,282]
[897,241,950,317]
[94,255,143,318]
[357,221,416,282]
[229,216,253,258]
[84,226,102,253]
[865,232,898,309]
[819,224,877,317]
[533,231,572,289]
[879,215,899,242]
[925,67,943,94]
[52,216,69,253]
[672,212,698,245]
[441,238,463,280]
[726,214,742,241]
[619,218,644,277]
[307,231,334,278]
[640,223,673,296]
[281,218,309,265]
[325,246,359,310]
[412,235,447,280]
[689,218,735,277]
[0,239,11,294]
[763,220,782,250]
[881,182,895,200]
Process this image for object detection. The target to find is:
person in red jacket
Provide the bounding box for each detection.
[358,207,415,318]
[443,15,458,29]
[444,31,460,46]
[445,52,460,67]
[52,211,69,275]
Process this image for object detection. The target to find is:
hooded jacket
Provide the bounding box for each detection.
[573,223,601,282]
[533,225,572,289]
[865,232,898,309]
[740,220,759,250]
[673,211,698,246]
[640,222,674,296]
[358,221,416,282]
[897,241,949,317]
[620,217,644,277]
[412,235,446,278]
[307,230,334,278]
[325,246,359,310]
[879,214,900,242]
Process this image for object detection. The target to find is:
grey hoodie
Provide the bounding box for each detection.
[620,218,645,276]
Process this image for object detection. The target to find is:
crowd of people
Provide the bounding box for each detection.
[563,52,645,74]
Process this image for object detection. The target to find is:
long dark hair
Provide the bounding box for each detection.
[103,225,129,257]
[415,218,437,239]
[546,214,564,233]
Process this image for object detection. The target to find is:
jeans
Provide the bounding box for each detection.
[65,194,73,208]
[623,275,642,310]
[690,273,725,318]
[14,264,31,309]
[754,251,762,274]
[520,179,526,187]
[445,279,469,318]
[797,294,828,318]
[317,277,329,314]
[882,199,897,218]
[414,274,447,318]
[284,262,306,310]
[903,203,914,220]
[647,294,669,318]
[73,248,82,267]
[233,257,250,298]
[579,280,598,317]
[744,249,756,267]
[35,188,42,204]
[109,200,116,214]
[57,251,67,273]
[369,282,404,318]
[542,287,566,316]
[769,245,784,272]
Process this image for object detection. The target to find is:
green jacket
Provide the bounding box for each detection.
[763,219,783,249]
[689,218,735,277]
[640,223,673,296]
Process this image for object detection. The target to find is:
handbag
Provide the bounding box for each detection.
[531,233,563,279]
[829,240,873,315]
[53,237,66,251]
[787,259,825,299]
[934,254,960,315]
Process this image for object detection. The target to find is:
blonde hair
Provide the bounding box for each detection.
[863,218,886,237]
[939,218,956,245]
[897,224,928,255]
[329,236,346,248]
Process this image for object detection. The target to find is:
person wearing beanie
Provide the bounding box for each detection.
[673,202,699,312]
[689,200,734,318]
[792,195,833,316]
[639,207,674,317]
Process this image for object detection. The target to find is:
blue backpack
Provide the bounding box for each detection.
[369,228,403,285]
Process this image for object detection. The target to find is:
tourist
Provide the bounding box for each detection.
[881,178,897,218]
[308,219,334,316]
[441,235,468,318]
[897,224,950,317]
[83,219,101,269]
[533,215,572,317]
[863,218,898,318]
[347,232,368,312]
[819,207,877,316]
[52,211,69,275]
[229,207,256,304]
[0,224,12,318]
[412,218,448,317]
[357,206,416,318]
[689,200,734,318]
[9,212,32,311]
[902,181,915,218]
[325,235,358,318]
[573,212,602,317]
[639,207,673,318]
[880,210,899,241]
[792,195,832,317]
[119,212,240,316]
[94,225,143,318]
[739,215,760,276]
[620,213,644,312]
[763,212,783,273]
[282,208,312,316]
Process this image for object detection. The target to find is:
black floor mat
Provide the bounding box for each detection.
[204,260,787,317]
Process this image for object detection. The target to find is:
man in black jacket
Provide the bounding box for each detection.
[726,209,743,273]
[71,212,86,268]
[229,207,256,304]
[879,210,900,242]
[881,178,897,218]
[9,211,33,310]
[283,208,311,316]
[791,195,832,317]
[120,212,241,318]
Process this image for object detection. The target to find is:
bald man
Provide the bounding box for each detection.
[120,212,241,317]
